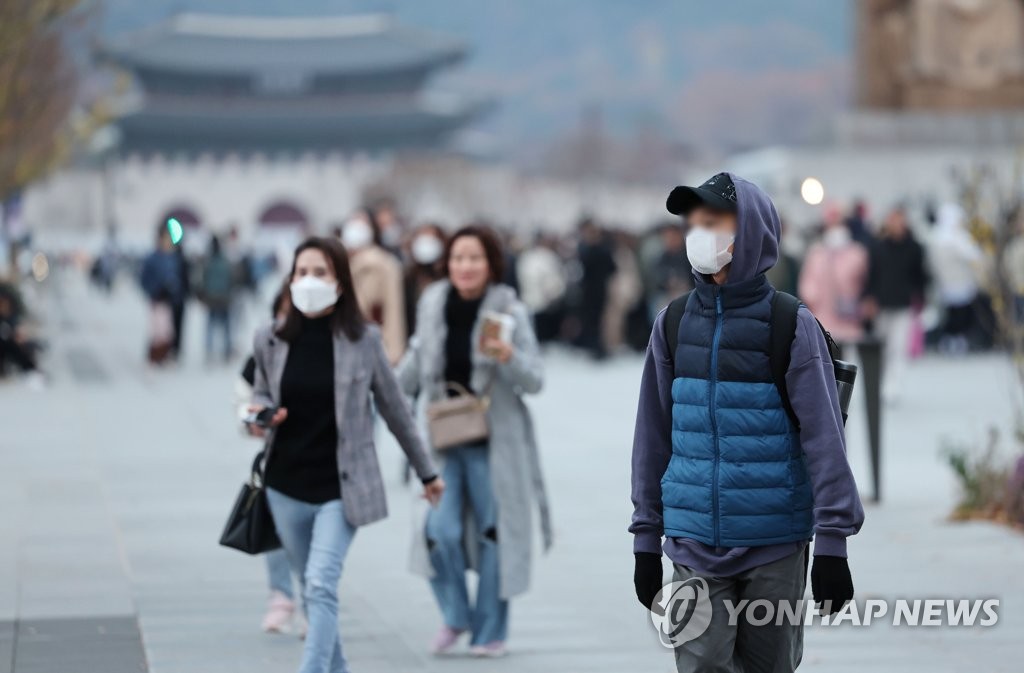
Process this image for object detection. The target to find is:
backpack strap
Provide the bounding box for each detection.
[816,318,842,362]
[664,288,838,432]
[770,291,802,429]
[663,290,692,370]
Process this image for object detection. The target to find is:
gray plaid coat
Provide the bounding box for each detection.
[251,321,437,528]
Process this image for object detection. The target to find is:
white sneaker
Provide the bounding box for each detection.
[469,641,507,658]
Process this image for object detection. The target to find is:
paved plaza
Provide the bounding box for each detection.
[2,272,1022,672]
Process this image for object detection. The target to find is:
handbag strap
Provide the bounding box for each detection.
[250,434,273,488]
[442,380,492,408]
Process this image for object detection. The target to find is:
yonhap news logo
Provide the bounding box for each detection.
[649,577,714,648]
[649,577,1000,649]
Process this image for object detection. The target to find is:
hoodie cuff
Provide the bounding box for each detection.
[633,533,664,556]
[813,532,848,558]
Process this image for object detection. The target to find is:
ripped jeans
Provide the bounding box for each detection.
[266,488,357,673]
[425,442,508,645]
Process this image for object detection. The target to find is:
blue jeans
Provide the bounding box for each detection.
[205,307,232,359]
[425,443,508,645]
[267,488,357,673]
[265,548,294,600]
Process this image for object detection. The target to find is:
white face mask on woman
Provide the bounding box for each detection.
[686,227,735,275]
[411,234,443,265]
[290,275,339,315]
[341,219,374,250]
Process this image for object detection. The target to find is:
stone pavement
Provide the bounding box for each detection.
[2,270,1022,672]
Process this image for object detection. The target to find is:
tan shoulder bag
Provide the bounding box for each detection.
[426,381,491,451]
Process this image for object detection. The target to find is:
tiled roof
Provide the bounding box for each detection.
[100,13,466,76]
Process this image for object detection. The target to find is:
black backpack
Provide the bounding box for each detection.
[663,290,841,430]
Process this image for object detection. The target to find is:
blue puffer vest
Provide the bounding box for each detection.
[662,274,814,547]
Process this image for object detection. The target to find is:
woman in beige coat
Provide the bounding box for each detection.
[338,209,407,364]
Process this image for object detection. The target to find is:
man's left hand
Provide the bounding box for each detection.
[811,555,854,616]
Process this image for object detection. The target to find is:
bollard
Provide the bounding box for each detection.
[854,338,884,503]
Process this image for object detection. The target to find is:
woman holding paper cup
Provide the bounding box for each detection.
[396,224,553,658]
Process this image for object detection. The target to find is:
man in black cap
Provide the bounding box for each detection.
[630,172,864,671]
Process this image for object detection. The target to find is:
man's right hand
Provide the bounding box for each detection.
[633,552,664,610]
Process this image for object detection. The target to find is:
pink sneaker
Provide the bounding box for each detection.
[469,641,507,658]
[261,591,295,634]
[429,625,466,655]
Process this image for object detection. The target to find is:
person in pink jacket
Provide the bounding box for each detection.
[799,205,870,343]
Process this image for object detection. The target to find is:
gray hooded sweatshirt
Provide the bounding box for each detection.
[629,174,865,576]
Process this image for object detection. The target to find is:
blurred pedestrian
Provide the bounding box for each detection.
[864,206,929,402]
[632,173,863,673]
[403,223,447,338]
[224,224,257,328]
[171,245,191,359]
[0,283,43,387]
[249,236,443,673]
[1001,213,1024,324]
[499,227,521,293]
[199,235,237,362]
[603,230,644,354]
[516,232,567,343]
[397,225,552,658]
[845,198,875,248]
[766,216,801,297]
[575,218,617,360]
[90,229,119,293]
[929,203,985,355]
[798,204,870,343]
[339,210,407,364]
[650,222,693,314]
[140,223,185,364]
[236,283,300,635]
[371,197,405,257]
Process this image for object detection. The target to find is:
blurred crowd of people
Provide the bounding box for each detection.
[69,195,1024,385]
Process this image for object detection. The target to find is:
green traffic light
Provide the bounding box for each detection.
[166,218,184,245]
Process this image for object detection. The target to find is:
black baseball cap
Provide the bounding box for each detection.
[666,172,737,216]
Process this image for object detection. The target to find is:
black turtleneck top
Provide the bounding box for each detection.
[444,285,484,396]
[266,313,340,503]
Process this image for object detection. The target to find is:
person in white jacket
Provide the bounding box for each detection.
[929,203,986,354]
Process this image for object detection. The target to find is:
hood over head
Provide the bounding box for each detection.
[690,173,781,286]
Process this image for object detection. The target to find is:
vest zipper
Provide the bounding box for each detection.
[710,290,724,547]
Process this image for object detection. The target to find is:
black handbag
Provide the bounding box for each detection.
[219,449,281,554]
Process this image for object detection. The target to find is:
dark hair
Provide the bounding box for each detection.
[275,236,366,343]
[271,277,290,318]
[208,234,221,257]
[360,207,383,247]
[441,224,505,283]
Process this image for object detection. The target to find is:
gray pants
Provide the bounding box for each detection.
[672,545,809,673]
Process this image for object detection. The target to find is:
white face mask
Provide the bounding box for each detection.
[686,227,735,275]
[290,275,339,315]
[411,234,443,265]
[823,226,851,248]
[341,219,373,250]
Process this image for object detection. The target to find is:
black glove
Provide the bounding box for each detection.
[633,552,663,610]
[810,555,854,616]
